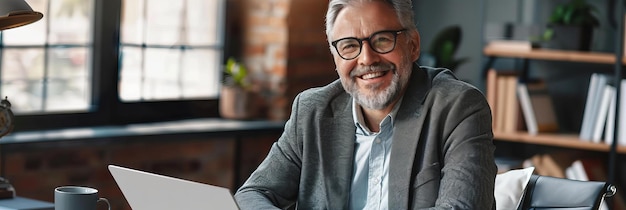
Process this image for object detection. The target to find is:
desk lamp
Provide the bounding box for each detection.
[0,0,43,199]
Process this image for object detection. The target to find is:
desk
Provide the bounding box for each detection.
[0,197,54,210]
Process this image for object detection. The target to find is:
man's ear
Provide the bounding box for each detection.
[409,30,421,62]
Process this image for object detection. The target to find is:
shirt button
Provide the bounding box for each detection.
[373,178,380,184]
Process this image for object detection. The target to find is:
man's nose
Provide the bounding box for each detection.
[358,41,380,65]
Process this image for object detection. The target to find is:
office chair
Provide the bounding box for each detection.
[517,174,617,210]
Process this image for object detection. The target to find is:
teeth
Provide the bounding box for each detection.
[361,72,384,80]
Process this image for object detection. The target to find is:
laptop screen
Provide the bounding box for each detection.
[108,165,239,210]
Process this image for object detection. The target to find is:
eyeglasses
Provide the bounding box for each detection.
[331,29,406,60]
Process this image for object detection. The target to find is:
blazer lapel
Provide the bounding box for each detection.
[388,66,431,209]
[322,94,356,209]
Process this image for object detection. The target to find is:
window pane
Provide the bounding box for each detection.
[120,0,224,102]
[120,0,145,45]
[46,47,90,112]
[3,81,44,112]
[46,77,89,111]
[145,0,184,45]
[1,48,45,81]
[119,47,143,101]
[181,49,220,98]
[48,0,94,44]
[186,0,221,45]
[48,47,89,78]
[143,48,181,100]
[1,48,45,113]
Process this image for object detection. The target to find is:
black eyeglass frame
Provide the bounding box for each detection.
[331,29,407,60]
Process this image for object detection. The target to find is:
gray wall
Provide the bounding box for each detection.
[413,0,485,87]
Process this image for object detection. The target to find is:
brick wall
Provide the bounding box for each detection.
[232,0,337,120]
[286,1,337,108]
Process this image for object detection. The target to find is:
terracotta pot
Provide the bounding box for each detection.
[219,85,258,120]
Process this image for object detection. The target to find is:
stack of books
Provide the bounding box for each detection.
[579,73,626,146]
[486,69,559,135]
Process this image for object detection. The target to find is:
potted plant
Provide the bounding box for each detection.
[219,57,259,119]
[541,0,600,51]
[426,25,469,72]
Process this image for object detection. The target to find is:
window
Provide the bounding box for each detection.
[0,0,225,131]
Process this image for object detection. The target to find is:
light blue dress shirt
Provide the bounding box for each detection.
[349,99,401,210]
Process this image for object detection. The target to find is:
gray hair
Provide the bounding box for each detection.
[325,0,417,42]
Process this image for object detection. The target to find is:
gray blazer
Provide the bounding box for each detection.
[235,65,497,210]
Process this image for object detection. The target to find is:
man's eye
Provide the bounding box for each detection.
[339,42,359,51]
[374,36,393,43]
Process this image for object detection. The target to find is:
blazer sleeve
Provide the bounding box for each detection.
[234,94,304,210]
[429,86,497,209]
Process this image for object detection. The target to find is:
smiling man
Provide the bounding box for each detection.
[234,0,496,209]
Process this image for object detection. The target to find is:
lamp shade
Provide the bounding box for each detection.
[0,0,43,31]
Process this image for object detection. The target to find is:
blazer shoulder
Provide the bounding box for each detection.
[296,79,349,107]
[423,67,483,97]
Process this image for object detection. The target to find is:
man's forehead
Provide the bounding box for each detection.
[330,1,401,39]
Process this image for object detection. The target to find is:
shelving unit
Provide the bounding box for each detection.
[484,44,626,65]
[482,44,625,154]
[483,41,626,207]
[480,0,624,208]
[493,131,626,154]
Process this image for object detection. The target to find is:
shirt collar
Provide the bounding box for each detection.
[352,97,403,135]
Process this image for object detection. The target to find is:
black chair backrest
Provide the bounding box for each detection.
[518,175,615,210]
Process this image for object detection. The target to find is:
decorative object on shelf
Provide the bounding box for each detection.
[219,57,259,120]
[541,0,600,51]
[0,0,44,200]
[427,25,468,72]
[0,98,14,138]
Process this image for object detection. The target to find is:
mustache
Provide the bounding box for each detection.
[350,62,396,77]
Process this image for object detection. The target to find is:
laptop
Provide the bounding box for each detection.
[108,165,239,210]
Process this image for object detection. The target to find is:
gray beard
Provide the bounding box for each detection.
[343,61,412,110]
[350,73,401,110]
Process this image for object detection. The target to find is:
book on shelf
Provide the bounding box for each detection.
[494,71,508,132]
[579,74,626,146]
[486,69,523,133]
[579,73,610,141]
[604,85,617,145]
[503,75,521,132]
[590,84,614,143]
[606,79,626,146]
[565,159,589,181]
[517,80,559,135]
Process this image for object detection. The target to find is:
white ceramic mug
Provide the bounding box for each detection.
[54,186,110,210]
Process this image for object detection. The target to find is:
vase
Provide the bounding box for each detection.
[543,25,593,51]
[219,85,259,120]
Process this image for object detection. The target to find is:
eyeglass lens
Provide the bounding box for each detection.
[334,30,400,60]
